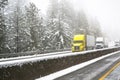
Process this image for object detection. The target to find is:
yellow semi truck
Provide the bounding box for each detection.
[72,34,95,52]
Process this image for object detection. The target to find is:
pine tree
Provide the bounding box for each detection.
[46,0,75,49]
[5,0,29,53]
[25,3,44,51]
[0,0,8,53]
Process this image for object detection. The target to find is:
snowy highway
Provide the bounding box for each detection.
[0,47,120,80]
[1,0,120,80]
[54,51,120,80]
[36,50,120,80]
[0,47,115,68]
[103,62,120,80]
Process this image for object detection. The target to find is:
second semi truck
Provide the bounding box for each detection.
[95,37,108,49]
[72,34,95,52]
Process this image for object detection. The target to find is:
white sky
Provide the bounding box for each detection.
[30,0,120,41]
[72,0,120,41]
[30,0,49,14]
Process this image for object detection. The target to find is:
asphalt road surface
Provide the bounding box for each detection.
[55,51,120,80]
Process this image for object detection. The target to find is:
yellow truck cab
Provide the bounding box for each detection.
[72,34,85,52]
[72,34,95,52]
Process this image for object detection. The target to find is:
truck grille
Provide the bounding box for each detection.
[74,46,79,51]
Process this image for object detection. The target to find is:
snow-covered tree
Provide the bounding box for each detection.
[46,0,75,49]
[0,0,103,54]
[0,0,8,53]
[25,3,44,51]
[5,0,29,53]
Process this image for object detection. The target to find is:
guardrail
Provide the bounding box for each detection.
[0,47,120,80]
[0,48,71,58]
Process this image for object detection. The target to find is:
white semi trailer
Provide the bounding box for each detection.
[86,35,96,50]
[95,37,108,49]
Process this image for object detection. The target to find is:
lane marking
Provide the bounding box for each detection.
[99,61,120,80]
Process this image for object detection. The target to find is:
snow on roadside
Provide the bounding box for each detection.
[36,50,120,80]
[0,50,71,62]
[0,47,119,68]
[0,51,70,68]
